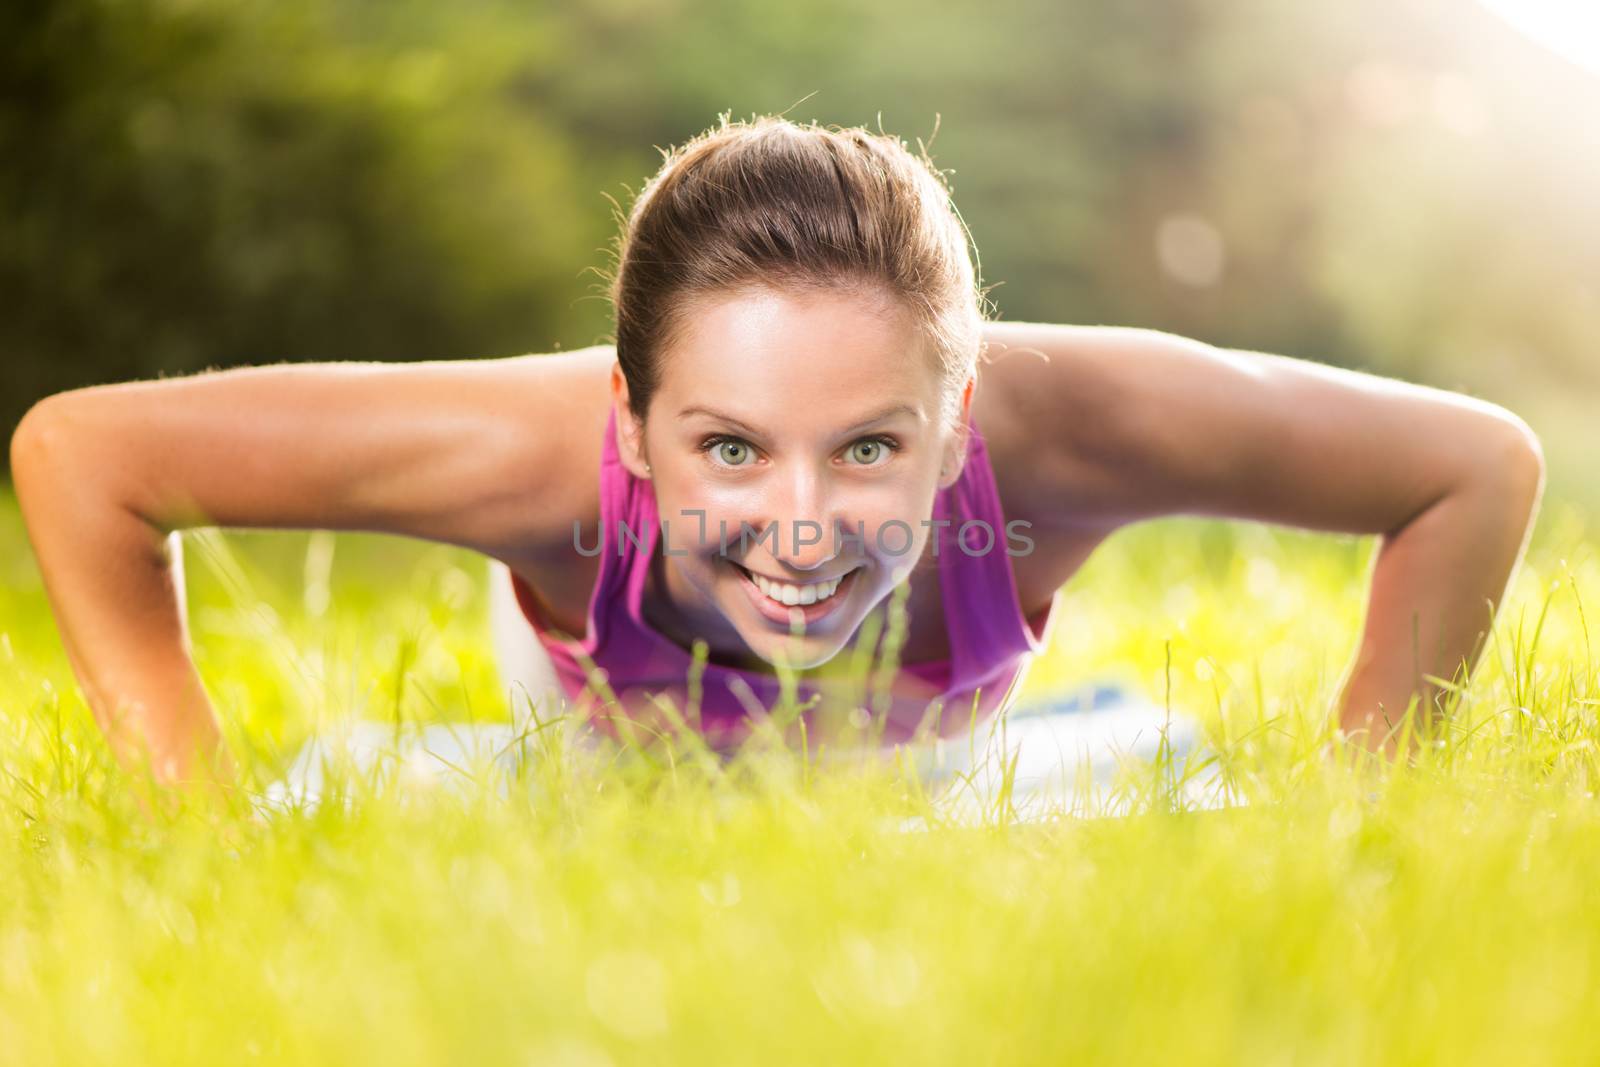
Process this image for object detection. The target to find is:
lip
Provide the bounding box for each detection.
[732,561,861,628]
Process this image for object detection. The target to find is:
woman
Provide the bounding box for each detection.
[9,114,1546,793]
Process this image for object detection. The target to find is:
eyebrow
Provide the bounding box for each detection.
[677,402,923,437]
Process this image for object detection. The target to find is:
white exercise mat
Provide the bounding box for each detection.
[257,681,1244,824]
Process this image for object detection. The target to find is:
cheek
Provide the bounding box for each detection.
[656,490,739,558]
[675,485,759,552]
[851,502,934,575]
[857,487,937,552]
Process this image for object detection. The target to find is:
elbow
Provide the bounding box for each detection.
[10,391,102,509]
[10,394,70,486]
[1481,408,1546,516]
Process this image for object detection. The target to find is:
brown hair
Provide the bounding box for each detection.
[602,112,993,428]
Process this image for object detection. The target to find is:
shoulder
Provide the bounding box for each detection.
[478,344,616,567]
[972,321,1163,535]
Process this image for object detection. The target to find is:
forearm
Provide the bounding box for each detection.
[1335,464,1543,756]
[12,411,228,787]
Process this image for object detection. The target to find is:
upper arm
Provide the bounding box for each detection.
[980,322,1545,536]
[9,346,615,561]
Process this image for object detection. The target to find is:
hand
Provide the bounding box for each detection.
[126,734,244,822]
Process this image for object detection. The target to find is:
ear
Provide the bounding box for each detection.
[610,362,652,480]
[936,372,978,491]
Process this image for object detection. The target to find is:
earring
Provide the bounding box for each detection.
[644,462,652,475]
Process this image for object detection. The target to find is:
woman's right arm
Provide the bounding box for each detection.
[8,346,615,789]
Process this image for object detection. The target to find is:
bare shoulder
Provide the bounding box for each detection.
[968,322,1152,607]
[479,345,616,565]
[972,321,1147,535]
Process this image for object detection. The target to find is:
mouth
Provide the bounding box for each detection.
[731,560,862,627]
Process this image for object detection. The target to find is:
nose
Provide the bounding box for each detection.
[766,463,843,574]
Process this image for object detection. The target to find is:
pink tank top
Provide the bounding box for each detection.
[510,406,1055,749]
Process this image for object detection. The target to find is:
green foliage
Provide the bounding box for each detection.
[4,0,1598,448]
[0,0,609,434]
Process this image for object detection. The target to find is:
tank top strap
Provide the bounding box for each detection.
[503,405,646,721]
[594,405,677,675]
[932,410,1050,685]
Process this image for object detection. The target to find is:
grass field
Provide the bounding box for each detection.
[3,485,1599,1065]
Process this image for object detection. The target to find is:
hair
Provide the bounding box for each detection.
[601,112,995,429]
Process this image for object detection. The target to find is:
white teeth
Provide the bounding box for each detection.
[747,568,847,607]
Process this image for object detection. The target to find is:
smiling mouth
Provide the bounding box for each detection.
[732,561,860,608]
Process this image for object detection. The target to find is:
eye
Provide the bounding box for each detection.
[846,435,902,467]
[699,435,759,469]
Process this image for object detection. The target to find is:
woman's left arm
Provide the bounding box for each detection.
[981,322,1547,759]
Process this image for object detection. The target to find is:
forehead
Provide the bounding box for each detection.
[657,285,937,407]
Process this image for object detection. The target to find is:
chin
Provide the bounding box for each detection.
[746,631,846,672]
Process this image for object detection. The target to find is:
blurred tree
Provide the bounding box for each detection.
[0,0,606,437]
[3,0,1596,463]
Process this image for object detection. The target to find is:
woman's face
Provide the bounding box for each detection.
[613,284,972,672]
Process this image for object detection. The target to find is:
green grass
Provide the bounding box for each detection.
[3,485,1599,1065]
